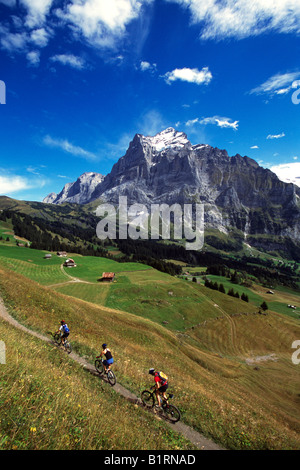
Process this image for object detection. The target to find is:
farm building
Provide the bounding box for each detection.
[57,251,67,257]
[44,254,52,259]
[64,258,76,267]
[101,272,115,282]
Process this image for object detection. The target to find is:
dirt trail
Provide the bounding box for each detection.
[0,296,223,451]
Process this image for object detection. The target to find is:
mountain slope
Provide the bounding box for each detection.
[43,172,105,205]
[0,257,299,450]
[43,128,300,248]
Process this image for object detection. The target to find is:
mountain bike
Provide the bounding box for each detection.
[94,357,116,386]
[52,332,72,354]
[141,386,181,423]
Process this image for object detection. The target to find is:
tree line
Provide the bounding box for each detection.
[203,278,249,302]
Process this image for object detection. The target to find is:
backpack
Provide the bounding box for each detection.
[158,371,168,384]
[63,324,70,333]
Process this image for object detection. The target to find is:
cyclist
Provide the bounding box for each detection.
[149,368,168,409]
[97,343,114,373]
[56,320,70,347]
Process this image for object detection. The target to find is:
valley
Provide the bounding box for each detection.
[0,223,300,450]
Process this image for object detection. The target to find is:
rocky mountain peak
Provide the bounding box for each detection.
[139,127,191,152]
[42,127,300,247]
[43,172,104,205]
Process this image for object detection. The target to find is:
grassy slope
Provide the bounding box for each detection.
[0,316,194,450]
[0,257,300,450]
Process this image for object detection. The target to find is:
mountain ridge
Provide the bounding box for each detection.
[43,128,300,245]
[43,171,105,205]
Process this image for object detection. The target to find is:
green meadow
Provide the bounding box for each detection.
[0,242,300,450]
[0,244,299,328]
[0,260,300,450]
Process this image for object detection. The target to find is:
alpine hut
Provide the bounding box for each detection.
[64,258,76,267]
[101,272,115,282]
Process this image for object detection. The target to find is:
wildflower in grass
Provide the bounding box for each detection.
[30,427,36,433]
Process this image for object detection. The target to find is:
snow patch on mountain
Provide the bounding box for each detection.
[141,127,190,152]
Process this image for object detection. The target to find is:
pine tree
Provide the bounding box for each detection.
[241,292,249,302]
[219,283,225,294]
[260,301,268,311]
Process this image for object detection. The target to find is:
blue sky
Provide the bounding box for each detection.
[0,0,300,201]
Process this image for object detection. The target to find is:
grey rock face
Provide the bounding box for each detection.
[43,172,105,205]
[43,128,300,241]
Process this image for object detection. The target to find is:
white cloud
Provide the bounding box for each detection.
[163,66,212,85]
[26,50,40,66]
[0,25,28,52]
[187,115,239,130]
[140,60,151,71]
[250,71,300,96]
[185,118,200,126]
[20,0,53,28]
[56,0,148,48]
[204,116,239,130]
[250,145,259,149]
[169,0,300,40]
[0,174,46,195]
[0,23,50,56]
[30,28,51,48]
[270,162,300,187]
[26,165,42,175]
[267,132,285,139]
[50,54,86,69]
[140,60,157,72]
[43,135,97,161]
[0,175,30,194]
[1,0,152,57]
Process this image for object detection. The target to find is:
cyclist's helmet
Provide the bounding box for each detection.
[149,368,155,375]
[61,320,65,324]
[102,343,107,349]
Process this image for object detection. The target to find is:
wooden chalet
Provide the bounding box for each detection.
[57,251,67,257]
[64,258,76,267]
[101,272,115,282]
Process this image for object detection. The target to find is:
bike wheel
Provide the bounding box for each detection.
[107,369,116,386]
[64,341,72,354]
[53,333,61,345]
[95,359,104,375]
[141,390,155,408]
[163,404,181,423]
